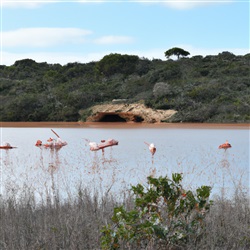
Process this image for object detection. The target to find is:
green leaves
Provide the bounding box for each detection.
[172,173,183,184]
[197,186,211,200]
[101,173,212,249]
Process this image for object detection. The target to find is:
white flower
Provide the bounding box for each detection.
[153,218,160,225]
[177,233,184,239]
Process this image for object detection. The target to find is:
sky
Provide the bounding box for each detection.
[1,0,249,66]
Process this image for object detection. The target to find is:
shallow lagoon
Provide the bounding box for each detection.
[0,123,249,201]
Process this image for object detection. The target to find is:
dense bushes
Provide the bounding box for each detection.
[0,52,249,122]
[96,53,139,77]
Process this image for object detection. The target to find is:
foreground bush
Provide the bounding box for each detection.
[101,173,212,249]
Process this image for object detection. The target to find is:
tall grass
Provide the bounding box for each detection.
[196,190,250,250]
[0,185,129,250]
[0,182,249,250]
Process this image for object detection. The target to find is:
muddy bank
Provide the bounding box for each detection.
[0,122,83,128]
[0,122,249,130]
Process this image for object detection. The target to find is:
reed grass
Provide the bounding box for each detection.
[0,182,249,250]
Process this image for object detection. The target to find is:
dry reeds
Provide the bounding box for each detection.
[0,183,249,250]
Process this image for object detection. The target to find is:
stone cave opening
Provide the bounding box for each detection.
[99,114,127,122]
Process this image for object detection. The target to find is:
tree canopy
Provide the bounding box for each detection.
[165,47,190,59]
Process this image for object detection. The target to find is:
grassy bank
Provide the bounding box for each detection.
[0,183,249,250]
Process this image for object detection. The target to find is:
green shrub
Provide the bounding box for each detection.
[101,173,212,249]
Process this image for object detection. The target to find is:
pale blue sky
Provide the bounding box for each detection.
[1,0,249,66]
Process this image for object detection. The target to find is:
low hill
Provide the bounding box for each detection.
[0,51,249,123]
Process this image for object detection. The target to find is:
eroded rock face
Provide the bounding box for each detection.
[86,103,177,123]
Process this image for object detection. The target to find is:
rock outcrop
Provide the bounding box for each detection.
[85,103,177,123]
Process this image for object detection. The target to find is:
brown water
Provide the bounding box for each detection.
[0,122,249,201]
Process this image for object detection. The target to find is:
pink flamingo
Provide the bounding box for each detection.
[219,140,232,151]
[86,139,118,152]
[144,142,156,156]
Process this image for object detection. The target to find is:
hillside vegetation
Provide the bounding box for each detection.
[0,51,249,123]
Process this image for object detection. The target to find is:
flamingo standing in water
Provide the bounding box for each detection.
[219,140,232,151]
[144,142,156,157]
[85,139,118,152]
[0,142,17,149]
[35,129,67,149]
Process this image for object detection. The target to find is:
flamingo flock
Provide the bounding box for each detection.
[1,128,232,157]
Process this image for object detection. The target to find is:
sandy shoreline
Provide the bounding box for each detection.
[0,122,249,129]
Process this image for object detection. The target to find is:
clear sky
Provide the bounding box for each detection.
[1,0,249,66]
